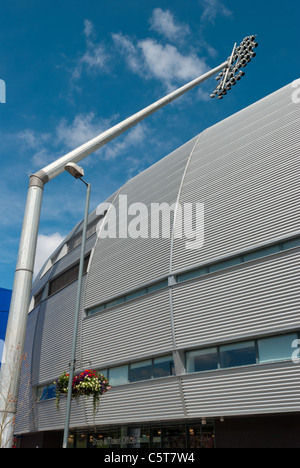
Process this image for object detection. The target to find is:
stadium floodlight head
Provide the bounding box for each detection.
[210,35,258,100]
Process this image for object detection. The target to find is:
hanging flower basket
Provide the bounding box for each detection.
[55,369,111,414]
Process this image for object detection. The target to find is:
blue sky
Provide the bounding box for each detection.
[0,0,299,290]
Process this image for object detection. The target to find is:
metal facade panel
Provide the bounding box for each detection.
[36,277,86,383]
[48,233,96,279]
[181,364,300,417]
[34,398,87,432]
[82,290,173,368]
[84,137,197,309]
[171,83,300,272]
[84,378,185,425]
[172,249,300,349]
[15,306,40,434]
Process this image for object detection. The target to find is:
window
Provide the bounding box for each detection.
[37,384,56,401]
[243,244,281,262]
[176,236,300,286]
[108,365,129,386]
[147,279,168,292]
[129,360,152,382]
[105,297,125,308]
[86,279,169,316]
[34,287,45,307]
[186,348,219,373]
[258,333,298,364]
[283,237,300,250]
[105,355,175,387]
[220,341,256,368]
[209,257,241,273]
[153,355,175,378]
[177,267,208,283]
[48,254,90,296]
[125,288,147,301]
[185,332,299,375]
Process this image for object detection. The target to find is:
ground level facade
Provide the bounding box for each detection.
[17,413,300,449]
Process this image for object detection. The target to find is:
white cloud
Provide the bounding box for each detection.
[149,8,190,42]
[56,112,114,150]
[71,20,108,81]
[18,129,54,168]
[112,33,143,77]
[200,0,232,23]
[138,39,208,90]
[19,111,150,174]
[113,33,208,92]
[102,123,149,162]
[34,232,65,276]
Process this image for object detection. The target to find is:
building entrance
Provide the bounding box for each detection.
[69,421,215,449]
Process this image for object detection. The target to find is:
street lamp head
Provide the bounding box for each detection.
[65,162,85,179]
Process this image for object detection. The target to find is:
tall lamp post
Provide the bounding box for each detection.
[63,163,91,449]
[0,35,258,448]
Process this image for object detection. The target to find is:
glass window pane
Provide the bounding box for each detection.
[151,427,162,448]
[186,348,218,373]
[148,280,168,292]
[125,288,147,301]
[258,333,298,364]
[98,369,108,378]
[109,365,128,386]
[209,256,241,273]
[153,355,175,378]
[76,432,87,449]
[129,360,152,382]
[162,425,187,449]
[243,244,281,262]
[87,304,106,316]
[177,267,208,283]
[47,384,56,399]
[106,297,125,309]
[220,341,256,368]
[283,238,300,250]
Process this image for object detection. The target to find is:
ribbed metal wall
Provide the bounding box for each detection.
[82,290,173,368]
[172,248,300,349]
[34,276,86,384]
[16,81,300,436]
[84,137,198,308]
[181,364,300,418]
[171,83,300,272]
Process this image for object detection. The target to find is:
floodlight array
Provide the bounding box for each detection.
[210,35,258,100]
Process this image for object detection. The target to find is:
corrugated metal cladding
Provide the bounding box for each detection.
[84,136,198,308]
[172,248,300,349]
[181,364,300,418]
[17,81,300,436]
[82,290,173,367]
[172,82,300,272]
[33,277,86,384]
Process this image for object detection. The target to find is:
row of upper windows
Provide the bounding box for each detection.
[36,354,175,401]
[33,254,91,308]
[86,279,168,316]
[34,235,300,311]
[176,236,300,283]
[37,331,300,401]
[39,215,105,279]
[186,332,300,373]
[86,235,300,317]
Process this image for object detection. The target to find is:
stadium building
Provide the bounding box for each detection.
[15,81,300,448]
